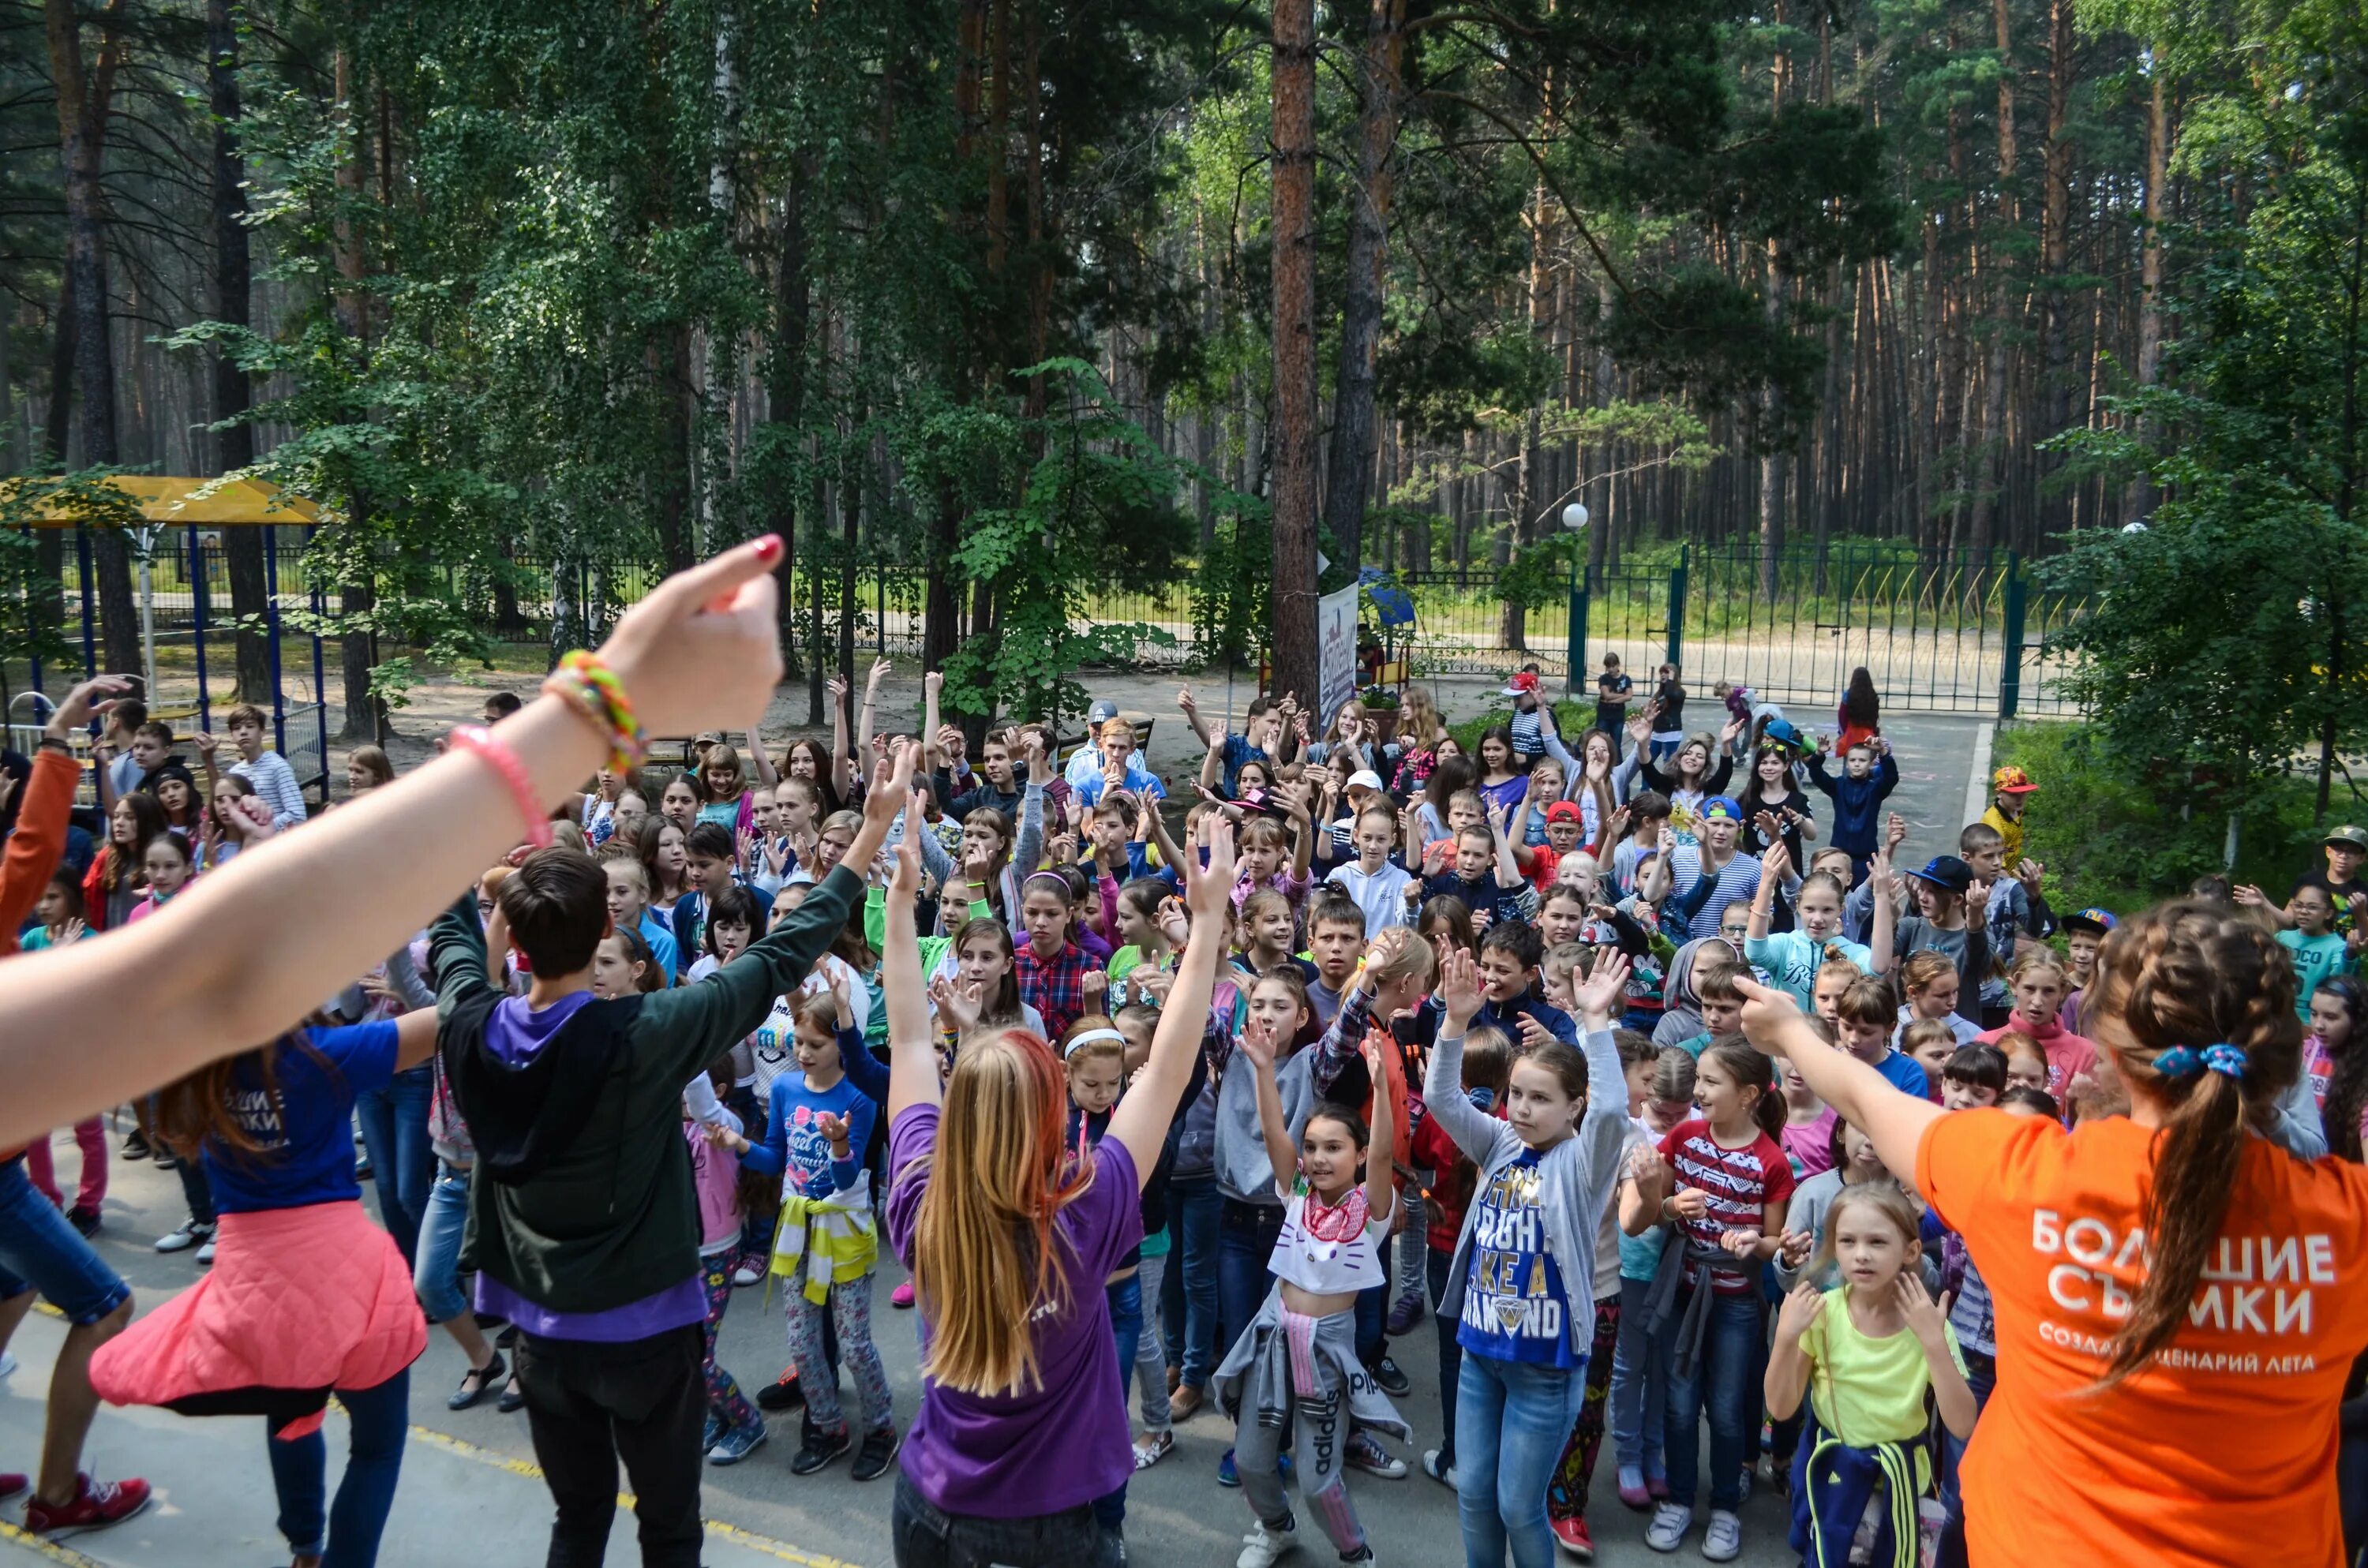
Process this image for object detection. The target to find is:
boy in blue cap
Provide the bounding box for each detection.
[1668,795,1763,941]
[2059,907,2115,1031]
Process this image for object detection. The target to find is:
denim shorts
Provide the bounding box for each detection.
[0,1156,130,1325]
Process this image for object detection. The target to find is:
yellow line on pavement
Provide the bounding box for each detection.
[0,1521,114,1568]
[404,1424,867,1568]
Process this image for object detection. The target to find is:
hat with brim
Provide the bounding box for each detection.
[1346,770,1384,793]
[1760,718,1805,752]
[2326,825,2368,852]
[1544,800,1584,825]
[2063,907,2117,937]
[1991,765,2038,795]
[1905,855,1974,895]
[1699,795,1744,824]
[1502,672,1542,699]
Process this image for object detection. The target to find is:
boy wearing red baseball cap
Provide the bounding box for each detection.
[1982,765,2038,864]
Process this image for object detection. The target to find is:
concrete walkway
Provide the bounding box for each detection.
[0,711,1992,1568]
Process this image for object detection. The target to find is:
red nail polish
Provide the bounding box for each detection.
[754,534,783,562]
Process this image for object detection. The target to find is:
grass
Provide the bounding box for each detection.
[1991,720,2334,917]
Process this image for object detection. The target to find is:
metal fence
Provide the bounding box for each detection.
[35,534,2089,726]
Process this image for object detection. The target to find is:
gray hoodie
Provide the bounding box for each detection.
[1426,1022,1629,1360]
[1651,937,1726,1050]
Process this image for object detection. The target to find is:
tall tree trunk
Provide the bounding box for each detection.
[2315,176,2363,823]
[330,46,380,743]
[1319,0,1404,579]
[46,0,139,680]
[209,0,271,704]
[2036,0,2076,533]
[2126,62,2168,521]
[1268,0,1318,702]
[769,158,809,686]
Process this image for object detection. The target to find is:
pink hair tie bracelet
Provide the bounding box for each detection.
[448,724,555,852]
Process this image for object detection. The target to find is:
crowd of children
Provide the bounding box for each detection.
[8,604,2368,1568]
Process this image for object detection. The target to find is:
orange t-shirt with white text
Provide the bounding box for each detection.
[1919,1110,2368,1568]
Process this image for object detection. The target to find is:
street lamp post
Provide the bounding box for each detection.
[1561,502,1589,698]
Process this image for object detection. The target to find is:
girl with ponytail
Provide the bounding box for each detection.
[1731,901,2368,1568]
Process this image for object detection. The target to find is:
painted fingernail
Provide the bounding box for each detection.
[754,534,783,561]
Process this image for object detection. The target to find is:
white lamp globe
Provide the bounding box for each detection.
[1561,502,1590,532]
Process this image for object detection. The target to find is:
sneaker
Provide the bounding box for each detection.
[1218,1447,1240,1488]
[1617,1464,1650,1510]
[731,1262,763,1288]
[153,1218,212,1253]
[710,1420,770,1466]
[0,1349,17,1378]
[756,1370,805,1413]
[1385,1293,1424,1337]
[851,1424,901,1482]
[1344,1432,1406,1480]
[891,1279,916,1309]
[66,1206,99,1237]
[789,1425,850,1476]
[1551,1515,1594,1560]
[1236,1517,1298,1568]
[1169,1383,1203,1422]
[354,1151,371,1180]
[448,1352,507,1411]
[1733,1466,1752,1507]
[24,1475,152,1539]
[1420,1448,1458,1490]
[1701,1510,1740,1562]
[1645,1502,1692,1553]
[0,1474,25,1503]
[1369,1356,1411,1397]
[121,1131,152,1160]
[703,1413,724,1452]
[195,1238,216,1264]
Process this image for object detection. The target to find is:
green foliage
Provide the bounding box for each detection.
[1991,721,2325,918]
[0,470,136,683]
[1446,700,1598,757]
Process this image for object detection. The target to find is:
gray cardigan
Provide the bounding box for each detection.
[1426,1021,1629,1357]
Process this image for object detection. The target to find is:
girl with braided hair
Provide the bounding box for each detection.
[1733,901,2368,1568]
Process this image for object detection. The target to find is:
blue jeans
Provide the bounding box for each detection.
[1096,1274,1144,1531]
[1216,1199,1283,1359]
[413,1162,472,1324]
[1662,1288,1763,1512]
[1935,1349,1995,1568]
[1354,1230,1394,1367]
[1455,1350,1590,1568]
[1428,1245,1463,1467]
[1162,1177,1221,1390]
[0,1156,129,1324]
[266,1368,409,1566]
[1608,1274,1666,1479]
[354,1065,435,1268]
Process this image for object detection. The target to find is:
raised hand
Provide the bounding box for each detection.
[1896,1272,1949,1346]
[1774,1280,1826,1342]
[1175,684,1197,713]
[867,656,893,691]
[2232,883,2267,908]
[1760,840,1793,884]
[43,674,135,740]
[2017,858,2045,892]
[1436,945,1483,1031]
[1778,1229,1814,1268]
[1625,710,1653,747]
[1235,1012,1278,1072]
[1184,814,1238,919]
[816,1110,852,1149]
[1884,812,1909,853]
[825,675,850,706]
[1575,949,1631,1024]
[930,974,983,1035]
[1081,967,1108,1009]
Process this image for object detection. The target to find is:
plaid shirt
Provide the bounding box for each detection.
[1015,940,1100,1038]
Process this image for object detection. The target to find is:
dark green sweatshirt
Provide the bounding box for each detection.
[429,864,861,1313]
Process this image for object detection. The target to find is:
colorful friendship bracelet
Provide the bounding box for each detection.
[541,650,649,774]
[448,725,556,852]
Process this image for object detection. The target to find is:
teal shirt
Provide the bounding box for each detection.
[1744,930,1875,1008]
[2280,929,2353,1019]
[1672,1031,1712,1059]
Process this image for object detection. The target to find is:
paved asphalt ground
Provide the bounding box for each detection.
[0,712,1993,1568]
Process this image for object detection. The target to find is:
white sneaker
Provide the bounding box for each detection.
[1701,1509,1741,1562]
[1237,1517,1299,1568]
[153,1218,213,1253]
[1646,1503,1692,1553]
[732,1263,762,1288]
[195,1238,217,1265]
[0,1349,16,1377]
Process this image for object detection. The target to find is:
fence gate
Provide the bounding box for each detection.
[1549,543,2082,719]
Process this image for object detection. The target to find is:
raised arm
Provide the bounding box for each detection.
[884,788,943,1119]
[1198,729,1228,795]
[1422,945,1512,1164]
[856,656,890,780]
[1746,841,1789,943]
[1177,684,1213,748]
[826,675,856,802]
[1241,1024,1302,1202]
[1106,816,1236,1183]
[747,728,778,788]
[0,541,790,1152]
[1867,853,1898,973]
[1736,974,1943,1192]
[1361,1032,1397,1220]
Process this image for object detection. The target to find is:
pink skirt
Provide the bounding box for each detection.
[92,1199,425,1439]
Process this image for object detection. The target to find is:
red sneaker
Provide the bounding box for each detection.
[1551,1514,1594,1561]
[0,1473,26,1503]
[25,1474,152,1538]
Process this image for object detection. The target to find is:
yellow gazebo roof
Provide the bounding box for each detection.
[2,475,325,526]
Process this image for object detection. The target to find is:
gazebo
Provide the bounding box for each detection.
[5,475,331,799]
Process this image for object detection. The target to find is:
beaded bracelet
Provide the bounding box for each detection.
[448,725,556,852]
[542,651,649,775]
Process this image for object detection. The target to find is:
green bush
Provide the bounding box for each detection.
[1444,700,1602,757]
[1991,721,2329,916]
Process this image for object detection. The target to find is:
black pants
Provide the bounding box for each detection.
[515,1323,706,1568]
[891,1471,1118,1568]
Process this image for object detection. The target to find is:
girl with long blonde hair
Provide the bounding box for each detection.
[880,795,1236,1565]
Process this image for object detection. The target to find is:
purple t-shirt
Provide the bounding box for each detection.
[884,1103,1141,1517]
